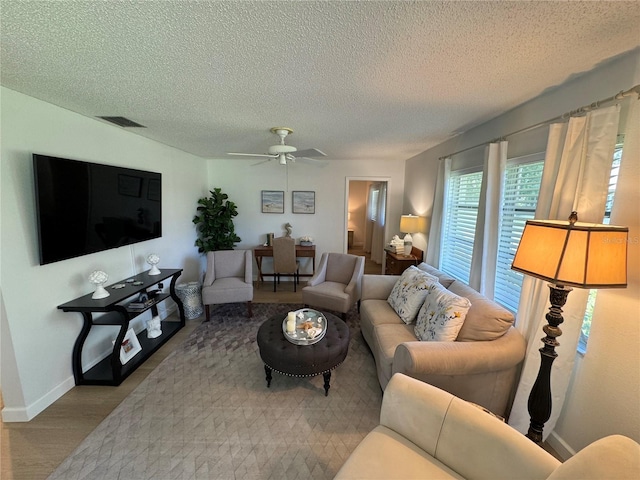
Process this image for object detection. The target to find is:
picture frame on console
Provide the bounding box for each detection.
[261,190,284,213]
[292,191,315,214]
[118,328,142,364]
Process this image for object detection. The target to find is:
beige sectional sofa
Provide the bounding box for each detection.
[360,263,526,417]
[334,373,640,480]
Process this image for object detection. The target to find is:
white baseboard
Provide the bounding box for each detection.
[546,431,576,460]
[1,375,76,422]
[1,305,178,423]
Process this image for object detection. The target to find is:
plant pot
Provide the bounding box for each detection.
[300,241,313,247]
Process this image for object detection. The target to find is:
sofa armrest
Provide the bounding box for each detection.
[361,274,398,301]
[379,372,453,457]
[380,374,560,480]
[546,435,640,480]
[243,250,253,284]
[393,327,525,377]
[344,256,365,299]
[306,252,328,287]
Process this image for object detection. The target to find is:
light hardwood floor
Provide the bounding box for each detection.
[0,282,305,480]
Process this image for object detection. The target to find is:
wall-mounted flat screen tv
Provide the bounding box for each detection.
[33,154,162,265]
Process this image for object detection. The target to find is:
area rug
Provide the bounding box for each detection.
[48,303,382,480]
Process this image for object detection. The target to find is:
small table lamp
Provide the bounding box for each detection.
[511,211,628,443]
[399,215,426,256]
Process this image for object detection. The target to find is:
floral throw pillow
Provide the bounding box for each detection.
[415,282,471,341]
[387,266,439,324]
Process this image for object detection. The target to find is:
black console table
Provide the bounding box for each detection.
[58,268,185,386]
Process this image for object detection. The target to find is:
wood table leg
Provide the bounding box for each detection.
[256,256,264,285]
[264,365,272,387]
[323,371,331,396]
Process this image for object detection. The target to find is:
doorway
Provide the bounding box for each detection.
[346,178,389,274]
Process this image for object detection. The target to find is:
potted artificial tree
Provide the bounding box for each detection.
[192,187,241,252]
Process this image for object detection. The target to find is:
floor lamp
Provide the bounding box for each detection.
[511,212,628,443]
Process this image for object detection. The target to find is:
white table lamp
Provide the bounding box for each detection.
[399,215,426,256]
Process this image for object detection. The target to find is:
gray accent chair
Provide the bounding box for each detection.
[272,236,299,292]
[302,252,365,320]
[202,249,253,320]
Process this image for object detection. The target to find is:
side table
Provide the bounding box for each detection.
[175,282,204,320]
[384,246,424,275]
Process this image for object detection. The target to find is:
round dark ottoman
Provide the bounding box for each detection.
[256,311,350,396]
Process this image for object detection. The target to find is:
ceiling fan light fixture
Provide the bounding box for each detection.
[227,126,327,167]
[268,144,297,155]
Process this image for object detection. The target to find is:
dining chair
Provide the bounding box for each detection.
[272,236,299,292]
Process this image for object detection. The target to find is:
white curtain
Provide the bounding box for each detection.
[364,184,375,254]
[508,105,621,439]
[370,182,387,264]
[425,157,450,267]
[469,141,508,296]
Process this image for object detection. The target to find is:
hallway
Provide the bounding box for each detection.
[348,247,383,275]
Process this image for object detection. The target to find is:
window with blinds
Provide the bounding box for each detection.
[440,169,483,283]
[494,156,544,312]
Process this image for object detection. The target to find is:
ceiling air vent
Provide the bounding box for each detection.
[98,116,146,128]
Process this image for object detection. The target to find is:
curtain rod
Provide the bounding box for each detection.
[439,84,640,161]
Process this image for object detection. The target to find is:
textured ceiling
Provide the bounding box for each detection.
[2,1,639,162]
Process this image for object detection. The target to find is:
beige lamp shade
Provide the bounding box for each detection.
[400,215,426,233]
[511,219,628,289]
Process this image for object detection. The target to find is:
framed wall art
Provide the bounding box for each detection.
[261,190,284,213]
[292,191,315,214]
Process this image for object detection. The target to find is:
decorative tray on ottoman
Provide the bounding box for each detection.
[282,308,327,345]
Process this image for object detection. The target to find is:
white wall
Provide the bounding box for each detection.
[403,49,640,457]
[203,159,405,277]
[1,87,208,421]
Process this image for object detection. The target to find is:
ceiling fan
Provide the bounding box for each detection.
[227,127,327,166]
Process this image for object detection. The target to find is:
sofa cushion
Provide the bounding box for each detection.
[448,281,515,342]
[359,299,402,348]
[416,262,456,289]
[373,324,417,387]
[414,283,471,341]
[387,266,439,324]
[333,425,464,480]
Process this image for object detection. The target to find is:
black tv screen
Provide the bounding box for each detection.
[33,154,162,265]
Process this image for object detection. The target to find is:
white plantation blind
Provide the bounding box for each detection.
[603,144,622,224]
[440,169,483,283]
[494,156,544,312]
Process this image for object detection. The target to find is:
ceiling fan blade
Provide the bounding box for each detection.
[227,152,277,158]
[251,158,273,166]
[298,156,329,167]
[293,148,326,158]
